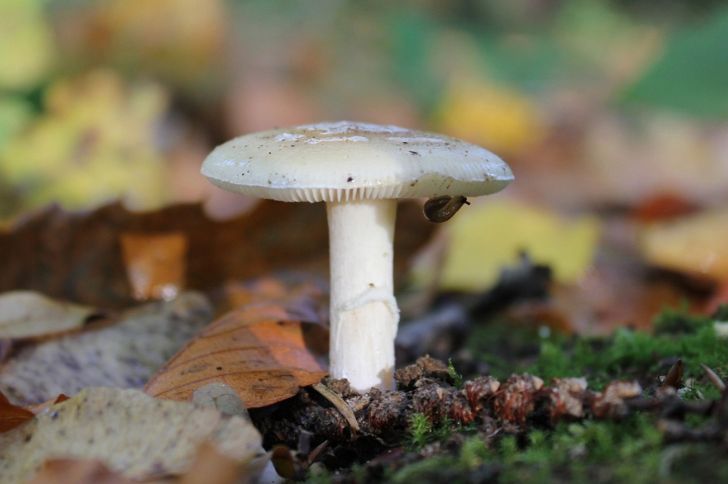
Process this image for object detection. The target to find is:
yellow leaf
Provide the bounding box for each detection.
[0,0,53,89]
[435,78,544,156]
[0,70,169,212]
[640,209,728,281]
[0,97,32,146]
[440,200,600,291]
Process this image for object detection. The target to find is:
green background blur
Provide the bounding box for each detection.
[1,0,727,221]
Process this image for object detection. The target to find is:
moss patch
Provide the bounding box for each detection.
[469,306,728,396]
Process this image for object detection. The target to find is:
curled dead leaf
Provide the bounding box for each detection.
[145,299,328,408]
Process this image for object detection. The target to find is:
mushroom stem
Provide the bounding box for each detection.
[326,199,399,391]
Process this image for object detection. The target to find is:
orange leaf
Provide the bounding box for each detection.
[27,459,133,484]
[145,300,328,408]
[632,192,698,223]
[0,391,34,433]
[120,232,188,300]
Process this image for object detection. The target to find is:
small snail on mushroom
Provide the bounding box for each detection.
[424,195,471,223]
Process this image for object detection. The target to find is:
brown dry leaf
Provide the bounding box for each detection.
[0,392,34,433]
[706,281,728,314]
[0,200,434,307]
[0,291,104,340]
[543,216,709,334]
[221,273,328,319]
[179,441,260,484]
[0,292,211,405]
[27,459,133,484]
[631,192,699,223]
[146,300,328,408]
[120,232,188,301]
[0,387,266,483]
[549,271,704,335]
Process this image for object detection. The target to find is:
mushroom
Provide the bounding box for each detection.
[201,121,513,391]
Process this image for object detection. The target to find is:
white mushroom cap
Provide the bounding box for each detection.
[201,121,513,202]
[200,121,514,391]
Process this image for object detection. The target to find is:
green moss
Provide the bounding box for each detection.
[491,414,663,483]
[390,436,494,484]
[407,412,461,450]
[305,464,333,484]
[307,306,728,483]
[471,307,728,394]
[393,416,665,483]
[448,358,464,388]
[653,305,711,335]
[466,319,543,379]
[407,413,433,450]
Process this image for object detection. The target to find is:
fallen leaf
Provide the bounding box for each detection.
[27,459,132,484]
[631,192,698,223]
[581,113,728,205]
[0,0,53,90]
[0,292,211,405]
[435,77,544,156]
[120,232,188,301]
[0,291,104,339]
[440,200,600,291]
[0,200,434,307]
[0,392,34,433]
[179,441,260,484]
[56,0,227,92]
[640,209,728,281]
[0,387,266,482]
[192,383,249,419]
[221,273,328,319]
[705,281,728,314]
[146,299,328,408]
[0,70,169,214]
[28,443,262,484]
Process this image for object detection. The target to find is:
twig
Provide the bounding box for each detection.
[312,382,360,433]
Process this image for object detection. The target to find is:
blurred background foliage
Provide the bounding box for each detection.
[2,0,728,308]
[1,0,727,218]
